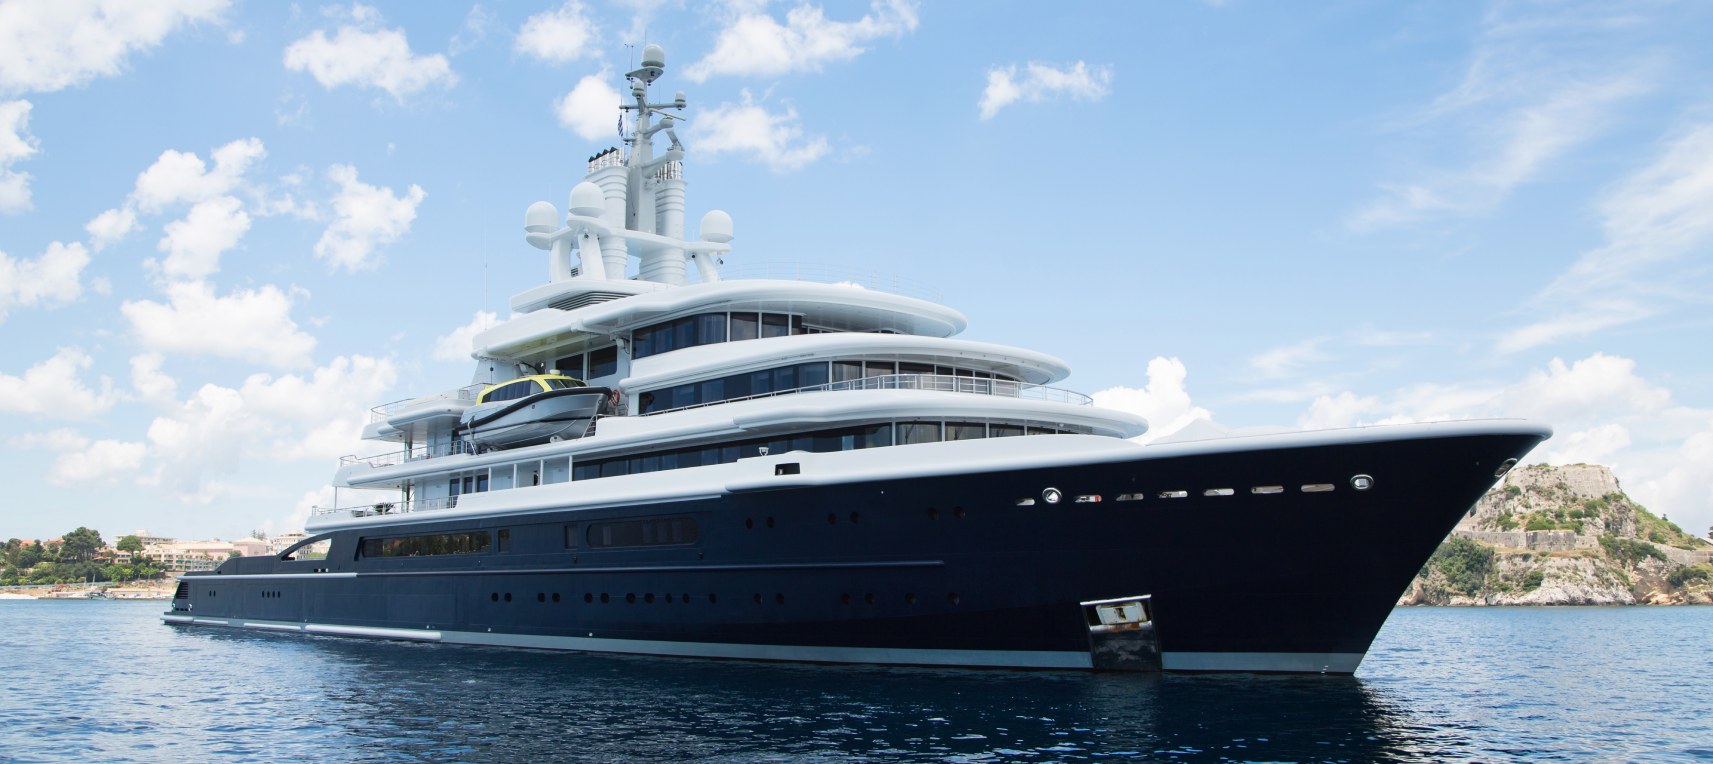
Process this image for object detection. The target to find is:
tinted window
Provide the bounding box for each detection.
[587,516,699,547]
[730,313,759,341]
[361,531,491,558]
[833,361,863,383]
[761,313,790,338]
[698,313,728,344]
[589,346,617,377]
[899,421,942,445]
[947,422,986,441]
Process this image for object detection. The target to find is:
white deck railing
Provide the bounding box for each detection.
[312,496,459,518]
[643,372,1093,416]
[368,384,486,424]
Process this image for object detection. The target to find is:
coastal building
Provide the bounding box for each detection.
[143,541,235,573]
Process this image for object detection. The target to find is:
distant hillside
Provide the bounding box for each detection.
[1401,464,1713,606]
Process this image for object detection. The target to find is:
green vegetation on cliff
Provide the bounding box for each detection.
[1425,536,1495,596]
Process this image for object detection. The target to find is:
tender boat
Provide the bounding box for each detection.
[164,45,1549,674]
[457,375,613,451]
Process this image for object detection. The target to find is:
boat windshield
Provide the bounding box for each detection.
[542,377,585,390]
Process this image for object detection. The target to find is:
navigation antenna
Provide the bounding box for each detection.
[619,43,687,232]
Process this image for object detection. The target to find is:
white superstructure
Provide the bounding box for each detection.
[315,44,1147,531]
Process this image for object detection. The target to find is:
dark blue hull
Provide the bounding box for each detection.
[167,428,1545,673]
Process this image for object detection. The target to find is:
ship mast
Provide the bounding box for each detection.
[522,43,731,288]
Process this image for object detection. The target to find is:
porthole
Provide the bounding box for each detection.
[645,593,655,604]
[1302,483,1336,493]
[537,592,546,603]
[490,593,498,602]
[1015,498,1036,506]
[665,593,674,603]
[947,592,960,605]
[1159,490,1188,499]
[775,593,785,605]
[766,517,775,528]
[954,506,967,519]
[841,592,852,605]
[753,593,763,604]
[1203,488,1234,497]
[626,593,637,604]
[849,512,860,524]
[1351,474,1374,491]
[1251,486,1284,495]
[1042,488,1063,505]
[905,592,917,605]
[1115,493,1144,502]
[708,593,718,604]
[552,593,561,603]
[864,592,876,605]
[928,506,941,519]
[503,593,512,602]
[745,518,754,529]
[827,513,838,525]
[1074,494,1101,503]
[584,593,593,603]
[600,593,610,603]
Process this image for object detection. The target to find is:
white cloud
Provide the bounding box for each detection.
[283,5,456,102]
[0,99,39,212]
[685,0,918,82]
[448,4,498,57]
[85,207,138,251]
[0,241,90,322]
[0,347,118,419]
[0,0,229,95]
[120,281,317,368]
[554,71,621,141]
[1498,123,1713,353]
[433,310,501,362]
[978,61,1113,120]
[314,164,425,271]
[129,352,177,405]
[694,91,829,172]
[1248,338,1329,379]
[50,438,147,485]
[131,137,265,213]
[1091,356,1213,444]
[6,428,90,452]
[1290,351,1713,540]
[515,1,599,63]
[1346,6,1655,232]
[142,355,397,493]
[155,195,250,281]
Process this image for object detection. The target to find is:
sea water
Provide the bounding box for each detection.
[0,601,1708,762]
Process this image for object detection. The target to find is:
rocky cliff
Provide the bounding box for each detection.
[1400,464,1713,606]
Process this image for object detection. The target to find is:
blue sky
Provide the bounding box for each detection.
[3,0,1711,543]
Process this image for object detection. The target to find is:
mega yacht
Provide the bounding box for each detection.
[165,46,1549,673]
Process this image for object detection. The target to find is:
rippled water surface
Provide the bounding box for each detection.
[1,602,1709,762]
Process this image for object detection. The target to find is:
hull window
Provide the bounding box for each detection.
[361,531,492,558]
[587,517,699,548]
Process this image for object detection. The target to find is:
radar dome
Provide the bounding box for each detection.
[525,201,559,231]
[569,182,605,218]
[642,44,665,70]
[699,210,733,243]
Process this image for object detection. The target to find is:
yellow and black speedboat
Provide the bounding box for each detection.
[456,374,613,450]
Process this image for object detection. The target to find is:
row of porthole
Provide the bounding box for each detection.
[260,590,284,599]
[482,591,959,606]
[1018,480,1365,507]
[842,592,958,606]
